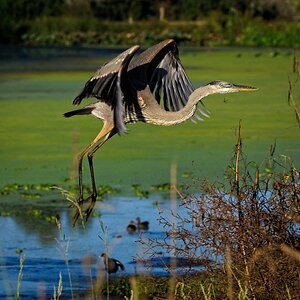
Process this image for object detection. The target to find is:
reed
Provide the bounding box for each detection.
[53,272,63,300]
[15,254,24,300]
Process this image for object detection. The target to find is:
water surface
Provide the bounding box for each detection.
[0,194,186,298]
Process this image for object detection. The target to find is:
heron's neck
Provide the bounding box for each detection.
[147,85,213,126]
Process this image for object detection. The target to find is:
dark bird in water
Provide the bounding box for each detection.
[136,217,149,230]
[64,39,257,224]
[127,220,137,234]
[101,253,125,274]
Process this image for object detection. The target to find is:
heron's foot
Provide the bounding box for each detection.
[72,193,97,226]
[72,196,85,226]
[68,196,84,208]
[83,193,97,221]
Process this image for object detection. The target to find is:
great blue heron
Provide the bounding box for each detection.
[64,39,257,224]
[101,253,125,274]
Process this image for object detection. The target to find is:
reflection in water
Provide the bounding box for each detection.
[10,211,59,246]
[0,194,183,298]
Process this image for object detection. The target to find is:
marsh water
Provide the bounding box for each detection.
[0,193,188,299]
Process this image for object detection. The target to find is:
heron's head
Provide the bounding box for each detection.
[101,253,107,258]
[206,80,257,94]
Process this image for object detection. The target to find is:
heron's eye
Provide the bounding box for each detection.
[221,82,232,88]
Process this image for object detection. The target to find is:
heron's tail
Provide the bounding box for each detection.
[64,107,93,118]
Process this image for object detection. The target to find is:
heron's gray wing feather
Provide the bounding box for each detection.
[72,45,140,134]
[73,45,139,105]
[149,49,194,112]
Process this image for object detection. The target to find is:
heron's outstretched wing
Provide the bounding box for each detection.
[147,41,192,111]
[73,45,140,134]
[148,40,209,119]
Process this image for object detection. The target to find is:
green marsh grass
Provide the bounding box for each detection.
[0,47,299,193]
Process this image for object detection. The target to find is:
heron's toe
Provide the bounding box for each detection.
[83,194,97,220]
[71,197,85,225]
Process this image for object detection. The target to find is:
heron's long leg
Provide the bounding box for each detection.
[73,122,114,224]
[84,128,117,219]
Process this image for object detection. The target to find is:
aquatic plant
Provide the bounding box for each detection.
[53,272,63,300]
[15,254,24,300]
[55,218,74,300]
[131,184,149,198]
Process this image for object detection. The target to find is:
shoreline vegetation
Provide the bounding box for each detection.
[4,19,300,49]
[2,1,300,48]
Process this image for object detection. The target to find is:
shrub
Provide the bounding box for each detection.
[139,122,300,299]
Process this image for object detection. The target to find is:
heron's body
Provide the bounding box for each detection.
[64,39,257,224]
[65,40,203,127]
[69,88,199,126]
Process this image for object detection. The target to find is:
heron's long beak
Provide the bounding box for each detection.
[233,84,258,91]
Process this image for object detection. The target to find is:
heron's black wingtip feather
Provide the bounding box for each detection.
[73,96,82,105]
